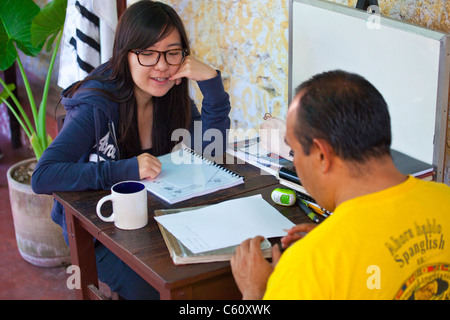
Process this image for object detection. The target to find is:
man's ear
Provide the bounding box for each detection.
[311,138,334,173]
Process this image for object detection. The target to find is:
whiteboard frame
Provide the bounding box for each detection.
[289,0,450,182]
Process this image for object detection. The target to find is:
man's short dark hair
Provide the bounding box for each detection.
[294,70,392,162]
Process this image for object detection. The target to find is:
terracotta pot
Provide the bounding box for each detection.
[6,158,70,267]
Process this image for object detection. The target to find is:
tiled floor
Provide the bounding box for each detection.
[0,111,76,299]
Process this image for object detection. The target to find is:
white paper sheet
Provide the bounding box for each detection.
[154,194,295,254]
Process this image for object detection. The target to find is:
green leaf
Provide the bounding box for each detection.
[37,99,47,142]
[45,31,58,53]
[31,0,67,49]
[0,0,66,159]
[0,82,16,100]
[30,132,45,159]
[31,133,53,160]
[0,0,41,70]
[0,30,17,70]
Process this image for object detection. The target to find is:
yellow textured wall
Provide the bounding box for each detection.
[157,0,290,132]
[380,0,450,32]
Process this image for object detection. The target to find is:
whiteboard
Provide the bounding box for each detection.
[289,0,449,180]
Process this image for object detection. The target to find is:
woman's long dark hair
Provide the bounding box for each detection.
[66,1,191,158]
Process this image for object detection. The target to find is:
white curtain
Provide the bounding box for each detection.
[58,0,118,89]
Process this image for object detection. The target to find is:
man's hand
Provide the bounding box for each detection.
[280,223,317,249]
[231,236,282,300]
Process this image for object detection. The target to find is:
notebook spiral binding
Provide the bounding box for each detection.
[183,148,245,181]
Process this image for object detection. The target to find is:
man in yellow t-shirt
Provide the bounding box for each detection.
[230,70,450,300]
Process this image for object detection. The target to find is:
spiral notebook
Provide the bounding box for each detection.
[142,148,244,204]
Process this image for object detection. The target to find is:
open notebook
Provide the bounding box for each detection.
[142,148,244,204]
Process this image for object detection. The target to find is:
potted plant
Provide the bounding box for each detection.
[0,0,70,267]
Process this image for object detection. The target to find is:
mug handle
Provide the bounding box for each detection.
[96,195,115,222]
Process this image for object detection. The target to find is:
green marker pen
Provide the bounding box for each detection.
[298,198,320,223]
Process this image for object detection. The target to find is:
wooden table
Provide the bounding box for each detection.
[54,159,317,300]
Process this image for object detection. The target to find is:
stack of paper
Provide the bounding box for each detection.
[154,194,295,255]
[155,205,273,265]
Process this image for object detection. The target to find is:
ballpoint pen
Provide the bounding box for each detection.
[297,198,320,223]
[304,200,329,218]
[295,191,331,218]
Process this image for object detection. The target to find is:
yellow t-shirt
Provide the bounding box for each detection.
[264,177,450,300]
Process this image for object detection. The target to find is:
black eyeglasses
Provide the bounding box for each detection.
[130,49,188,67]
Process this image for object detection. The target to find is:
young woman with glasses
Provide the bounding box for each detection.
[32,0,231,299]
